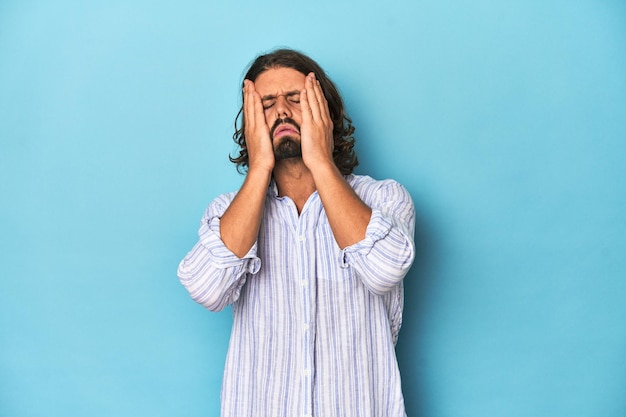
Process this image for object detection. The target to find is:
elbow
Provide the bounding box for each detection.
[198,293,230,313]
[359,241,415,295]
[177,262,231,312]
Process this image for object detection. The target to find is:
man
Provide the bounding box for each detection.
[178,48,415,417]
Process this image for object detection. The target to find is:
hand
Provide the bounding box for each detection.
[243,79,275,173]
[300,73,334,171]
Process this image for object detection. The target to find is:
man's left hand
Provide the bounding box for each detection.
[299,73,335,171]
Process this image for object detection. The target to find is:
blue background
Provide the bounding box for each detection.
[1,1,625,416]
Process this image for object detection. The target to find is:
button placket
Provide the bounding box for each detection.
[295,218,314,417]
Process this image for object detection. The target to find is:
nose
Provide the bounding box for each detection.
[274,95,293,118]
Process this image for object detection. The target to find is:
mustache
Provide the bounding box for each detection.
[269,117,301,138]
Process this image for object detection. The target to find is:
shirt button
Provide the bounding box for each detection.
[298,235,305,242]
[303,323,309,331]
[301,279,307,287]
[303,369,310,376]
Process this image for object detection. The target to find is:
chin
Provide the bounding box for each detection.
[274,137,302,161]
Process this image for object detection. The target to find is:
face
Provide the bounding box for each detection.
[254,67,306,160]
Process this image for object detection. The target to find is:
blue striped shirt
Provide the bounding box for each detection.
[178,174,415,417]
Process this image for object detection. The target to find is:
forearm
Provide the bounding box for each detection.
[219,167,272,257]
[311,163,372,249]
[336,178,416,295]
[178,197,262,311]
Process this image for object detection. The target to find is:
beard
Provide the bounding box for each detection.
[270,117,302,161]
[274,137,302,161]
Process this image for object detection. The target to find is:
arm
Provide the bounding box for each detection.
[300,73,372,249]
[300,74,415,293]
[177,194,261,311]
[219,80,274,257]
[342,179,416,295]
[178,81,273,310]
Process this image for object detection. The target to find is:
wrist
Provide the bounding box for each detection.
[309,159,342,183]
[247,158,275,176]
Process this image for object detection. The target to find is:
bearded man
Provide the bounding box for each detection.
[178,48,415,417]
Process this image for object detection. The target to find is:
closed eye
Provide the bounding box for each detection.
[261,91,300,109]
[262,99,276,110]
[286,92,300,104]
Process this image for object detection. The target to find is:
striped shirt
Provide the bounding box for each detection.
[178,174,415,417]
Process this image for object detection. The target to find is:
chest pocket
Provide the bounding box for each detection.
[315,223,353,282]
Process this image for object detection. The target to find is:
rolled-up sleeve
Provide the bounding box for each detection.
[178,193,261,312]
[341,180,415,295]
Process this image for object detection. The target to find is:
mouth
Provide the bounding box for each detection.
[272,123,300,139]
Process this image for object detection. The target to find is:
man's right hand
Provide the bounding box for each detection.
[243,79,275,174]
[218,80,274,258]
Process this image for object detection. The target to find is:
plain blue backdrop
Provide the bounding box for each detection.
[1,1,625,416]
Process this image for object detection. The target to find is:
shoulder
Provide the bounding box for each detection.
[346,174,411,203]
[347,174,415,222]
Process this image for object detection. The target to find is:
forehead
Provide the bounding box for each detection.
[254,67,306,96]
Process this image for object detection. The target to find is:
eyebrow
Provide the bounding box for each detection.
[261,90,301,101]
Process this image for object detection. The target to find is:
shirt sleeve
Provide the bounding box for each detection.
[177,193,261,312]
[341,179,416,295]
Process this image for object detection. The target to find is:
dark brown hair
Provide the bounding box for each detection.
[229,48,358,174]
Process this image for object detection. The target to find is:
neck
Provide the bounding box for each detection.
[273,158,316,213]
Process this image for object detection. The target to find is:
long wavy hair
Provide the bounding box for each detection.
[229,48,358,175]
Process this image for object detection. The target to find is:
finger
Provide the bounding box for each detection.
[309,75,333,134]
[300,87,313,125]
[314,79,331,122]
[305,73,323,122]
[243,80,256,129]
[244,80,266,133]
[309,74,332,125]
[251,87,266,125]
